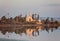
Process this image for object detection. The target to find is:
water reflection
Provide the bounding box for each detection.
[0,25,59,37]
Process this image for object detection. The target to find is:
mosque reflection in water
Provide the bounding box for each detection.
[0,25,59,37]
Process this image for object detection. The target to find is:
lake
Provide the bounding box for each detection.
[0,26,60,41]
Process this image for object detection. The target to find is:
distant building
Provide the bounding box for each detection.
[26,12,42,24]
[26,12,34,22]
[36,20,42,24]
[26,15,34,22]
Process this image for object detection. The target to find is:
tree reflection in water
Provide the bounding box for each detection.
[0,25,59,37]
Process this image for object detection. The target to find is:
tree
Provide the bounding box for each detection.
[37,14,39,20]
[1,16,6,20]
[14,16,19,21]
[32,14,34,19]
[1,16,7,24]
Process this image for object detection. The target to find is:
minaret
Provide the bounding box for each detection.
[26,11,34,22]
[29,11,32,17]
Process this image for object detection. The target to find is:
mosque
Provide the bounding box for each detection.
[26,12,34,22]
[26,12,42,24]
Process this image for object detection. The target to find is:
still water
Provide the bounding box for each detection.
[0,26,60,41]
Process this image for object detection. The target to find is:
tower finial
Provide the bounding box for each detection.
[29,11,32,17]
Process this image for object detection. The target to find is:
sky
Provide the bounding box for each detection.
[0,0,60,18]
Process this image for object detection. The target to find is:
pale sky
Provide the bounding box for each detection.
[0,0,60,18]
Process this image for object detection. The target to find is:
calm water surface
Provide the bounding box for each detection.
[0,27,60,41]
